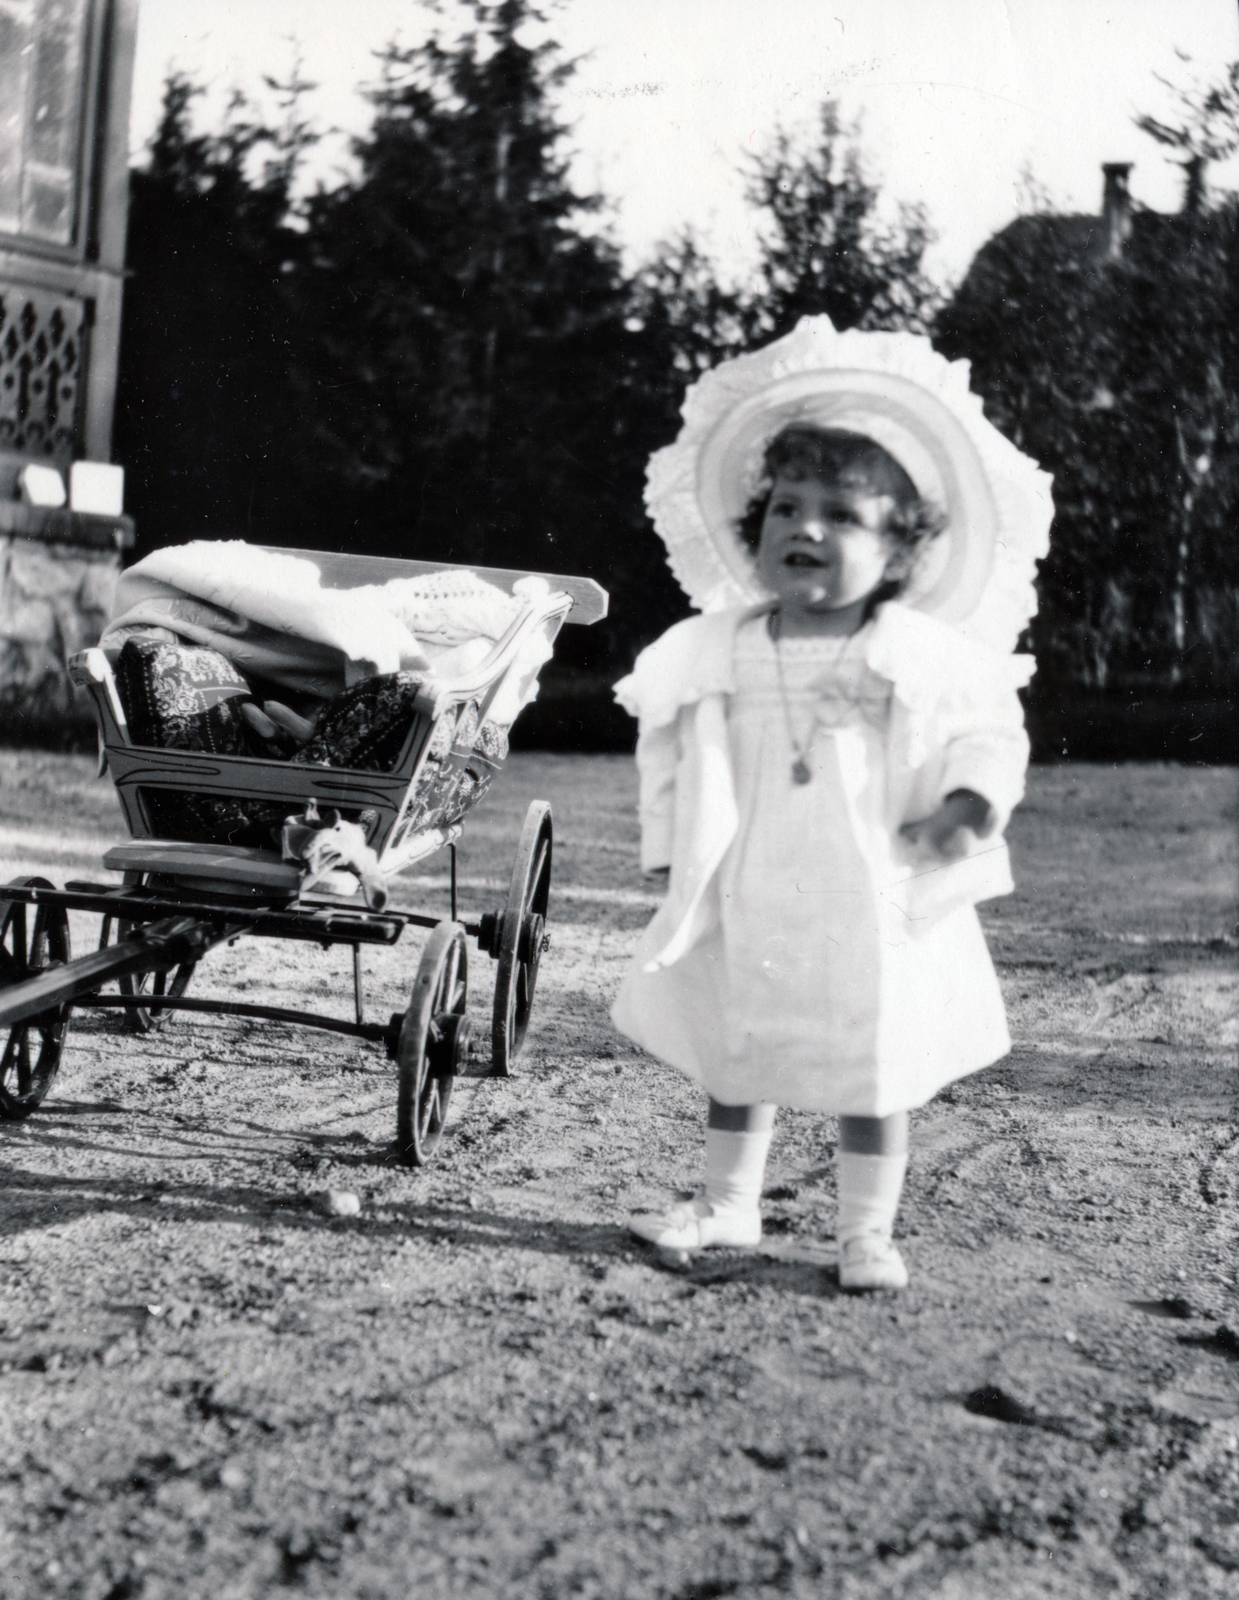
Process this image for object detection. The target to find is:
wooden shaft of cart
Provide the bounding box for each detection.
[0,912,245,1030]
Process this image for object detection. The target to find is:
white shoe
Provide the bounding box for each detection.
[838,1234,908,1291]
[628,1195,761,1251]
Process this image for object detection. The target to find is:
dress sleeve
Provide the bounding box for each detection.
[934,667,1030,830]
[614,613,738,874]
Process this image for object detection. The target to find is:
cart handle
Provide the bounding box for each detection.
[0,913,240,1031]
[270,548,608,626]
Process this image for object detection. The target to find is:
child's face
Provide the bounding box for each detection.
[756,467,900,618]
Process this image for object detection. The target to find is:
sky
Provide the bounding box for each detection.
[128,0,1239,288]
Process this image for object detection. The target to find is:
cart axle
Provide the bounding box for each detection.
[3,796,557,1153]
[81,992,399,1050]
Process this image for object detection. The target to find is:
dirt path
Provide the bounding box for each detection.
[1,754,1237,1600]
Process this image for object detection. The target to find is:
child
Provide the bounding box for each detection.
[611,317,1053,1291]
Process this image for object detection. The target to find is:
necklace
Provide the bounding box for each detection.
[768,609,862,785]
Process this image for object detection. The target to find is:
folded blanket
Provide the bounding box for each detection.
[102,544,551,719]
[113,542,429,678]
[102,591,358,706]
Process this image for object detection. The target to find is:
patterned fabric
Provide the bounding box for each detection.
[116,638,254,753]
[114,639,283,845]
[296,672,431,772]
[387,704,504,843]
[134,791,285,848]
[111,650,512,849]
[475,720,509,764]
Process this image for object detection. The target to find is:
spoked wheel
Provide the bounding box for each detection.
[105,874,197,1033]
[396,921,470,1166]
[490,800,552,1078]
[114,920,197,1033]
[0,878,71,1121]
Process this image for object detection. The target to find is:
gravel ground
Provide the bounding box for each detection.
[1,752,1237,1600]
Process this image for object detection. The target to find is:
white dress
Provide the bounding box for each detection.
[612,614,1012,1115]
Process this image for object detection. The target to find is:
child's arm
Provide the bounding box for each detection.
[900,661,1030,859]
[615,614,729,882]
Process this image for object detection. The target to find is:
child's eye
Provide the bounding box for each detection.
[769,499,796,517]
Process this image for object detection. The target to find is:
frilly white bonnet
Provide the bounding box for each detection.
[644,315,1054,655]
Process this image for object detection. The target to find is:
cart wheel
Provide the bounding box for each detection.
[396,921,470,1166]
[491,800,552,1077]
[115,919,197,1033]
[0,878,71,1121]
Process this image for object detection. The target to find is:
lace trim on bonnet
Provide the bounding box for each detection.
[644,316,1054,658]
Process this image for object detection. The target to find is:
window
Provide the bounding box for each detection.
[0,0,93,247]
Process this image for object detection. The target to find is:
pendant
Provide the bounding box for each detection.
[791,757,812,785]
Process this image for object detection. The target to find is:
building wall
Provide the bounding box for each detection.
[0,533,117,741]
[0,0,138,742]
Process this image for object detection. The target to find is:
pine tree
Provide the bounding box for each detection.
[744,105,940,340]
[294,4,627,574]
[114,70,315,554]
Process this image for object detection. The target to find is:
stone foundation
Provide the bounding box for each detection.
[0,535,120,744]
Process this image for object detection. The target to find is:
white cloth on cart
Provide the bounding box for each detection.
[102,542,556,723]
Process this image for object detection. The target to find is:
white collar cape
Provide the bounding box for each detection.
[613,601,1036,733]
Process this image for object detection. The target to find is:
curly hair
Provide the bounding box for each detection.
[736,425,947,602]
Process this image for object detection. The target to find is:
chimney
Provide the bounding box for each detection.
[1183,155,1205,215]
[1101,163,1132,259]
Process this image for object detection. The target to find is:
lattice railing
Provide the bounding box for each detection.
[0,284,85,461]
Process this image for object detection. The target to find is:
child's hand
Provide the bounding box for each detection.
[899,790,994,862]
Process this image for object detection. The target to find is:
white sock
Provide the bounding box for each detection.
[704,1124,774,1216]
[836,1150,908,1244]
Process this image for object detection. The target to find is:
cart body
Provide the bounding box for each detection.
[0,549,607,1159]
[71,548,605,883]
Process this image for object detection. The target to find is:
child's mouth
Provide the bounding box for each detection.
[784,552,826,569]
